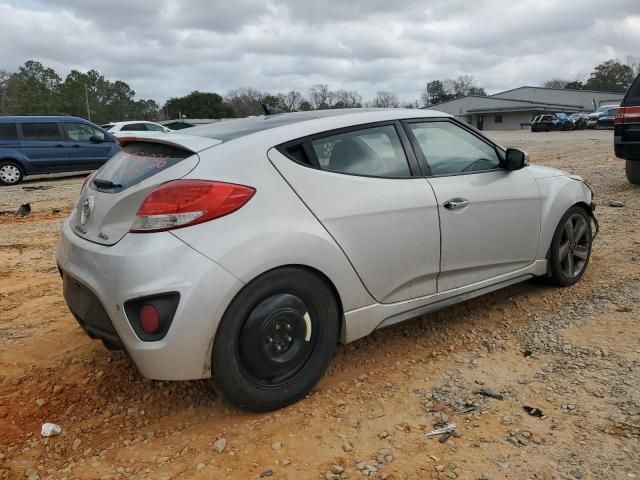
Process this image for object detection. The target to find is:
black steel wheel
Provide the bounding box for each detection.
[212,268,340,411]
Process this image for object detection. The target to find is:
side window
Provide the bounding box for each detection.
[92,128,106,141]
[0,123,18,141]
[121,123,148,131]
[408,121,500,176]
[145,123,165,131]
[20,122,62,141]
[310,125,411,177]
[64,123,96,141]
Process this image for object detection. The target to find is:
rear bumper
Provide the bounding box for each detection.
[614,139,640,161]
[56,219,243,380]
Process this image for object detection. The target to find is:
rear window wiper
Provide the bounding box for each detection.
[93,178,122,189]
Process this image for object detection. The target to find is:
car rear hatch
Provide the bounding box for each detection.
[615,75,640,155]
[70,133,221,246]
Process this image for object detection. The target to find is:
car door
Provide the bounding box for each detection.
[404,119,541,292]
[268,122,441,304]
[63,122,115,170]
[17,121,68,172]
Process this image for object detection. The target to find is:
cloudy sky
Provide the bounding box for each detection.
[1,0,639,104]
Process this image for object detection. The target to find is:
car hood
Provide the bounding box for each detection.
[526,165,569,179]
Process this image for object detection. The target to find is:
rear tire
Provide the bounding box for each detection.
[546,206,592,287]
[0,160,24,186]
[626,160,640,185]
[212,268,340,412]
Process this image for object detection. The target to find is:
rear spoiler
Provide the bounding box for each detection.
[115,132,221,154]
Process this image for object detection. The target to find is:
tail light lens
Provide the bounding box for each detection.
[130,180,255,233]
[615,106,640,125]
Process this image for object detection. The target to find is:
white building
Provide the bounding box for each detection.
[426,86,624,130]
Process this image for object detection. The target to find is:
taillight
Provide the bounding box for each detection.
[615,106,640,125]
[130,180,255,233]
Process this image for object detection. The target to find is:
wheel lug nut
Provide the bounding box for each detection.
[286,323,292,330]
[275,324,281,331]
[285,336,292,343]
[265,336,273,344]
[274,345,281,352]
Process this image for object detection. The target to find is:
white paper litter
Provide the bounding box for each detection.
[425,424,457,437]
[41,423,62,437]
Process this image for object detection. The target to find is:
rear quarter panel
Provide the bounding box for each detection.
[169,139,375,315]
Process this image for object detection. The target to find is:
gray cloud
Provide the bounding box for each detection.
[1,0,639,104]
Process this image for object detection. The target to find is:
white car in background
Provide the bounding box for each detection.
[101,121,171,134]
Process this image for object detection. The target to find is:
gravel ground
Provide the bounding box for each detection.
[0,129,638,480]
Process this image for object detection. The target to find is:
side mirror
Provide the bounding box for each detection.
[89,135,104,143]
[504,148,529,170]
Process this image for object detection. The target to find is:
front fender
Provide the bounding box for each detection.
[536,176,594,259]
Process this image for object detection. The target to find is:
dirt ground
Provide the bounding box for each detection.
[0,129,638,480]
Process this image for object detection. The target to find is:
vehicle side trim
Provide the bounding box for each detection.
[342,259,548,343]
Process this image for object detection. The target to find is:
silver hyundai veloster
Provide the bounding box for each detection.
[57,109,596,411]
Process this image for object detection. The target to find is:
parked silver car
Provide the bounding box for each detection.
[57,109,597,411]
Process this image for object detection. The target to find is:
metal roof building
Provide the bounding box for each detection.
[426,86,624,130]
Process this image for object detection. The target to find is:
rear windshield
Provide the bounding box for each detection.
[91,142,192,192]
[623,75,640,104]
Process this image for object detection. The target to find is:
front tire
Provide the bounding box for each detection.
[547,206,592,287]
[626,160,640,185]
[0,160,24,186]
[212,268,340,412]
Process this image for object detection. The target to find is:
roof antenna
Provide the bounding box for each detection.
[262,104,287,116]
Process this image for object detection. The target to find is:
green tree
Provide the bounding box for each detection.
[134,99,160,120]
[468,86,487,96]
[423,80,450,105]
[564,81,584,90]
[584,60,634,92]
[10,60,62,114]
[0,70,13,115]
[164,91,235,119]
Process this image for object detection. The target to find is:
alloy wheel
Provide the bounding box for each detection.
[558,213,590,278]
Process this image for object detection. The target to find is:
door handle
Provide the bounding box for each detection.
[443,198,470,210]
[71,144,80,148]
[54,144,64,148]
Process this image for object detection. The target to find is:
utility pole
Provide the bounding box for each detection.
[84,83,91,121]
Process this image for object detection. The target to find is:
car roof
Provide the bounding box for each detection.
[108,121,160,126]
[0,115,89,123]
[182,108,449,143]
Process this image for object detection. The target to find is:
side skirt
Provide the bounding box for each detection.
[341,259,548,343]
